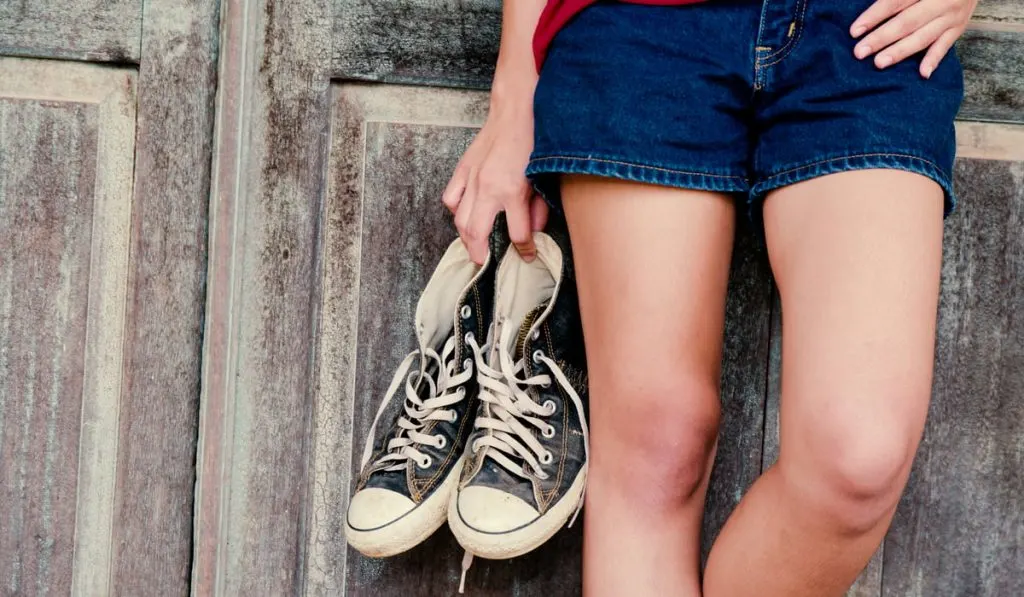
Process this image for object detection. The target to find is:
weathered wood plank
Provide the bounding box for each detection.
[332,0,499,86]
[973,0,1024,25]
[958,29,1024,124]
[194,0,332,593]
[0,0,142,62]
[881,158,1024,597]
[109,0,219,594]
[0,57,139,597]
[701,226,773,561]
[312,83,491,596]
[0,98,96,597]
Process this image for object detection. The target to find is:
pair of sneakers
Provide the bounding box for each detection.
[345,213,589,579]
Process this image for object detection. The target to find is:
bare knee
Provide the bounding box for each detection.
[591,370,721,510]
[780,397,921,534]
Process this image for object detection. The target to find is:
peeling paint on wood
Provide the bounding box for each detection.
[0,0,142,63]
[194,0,332,594]
[108,0,219,594]
[0,98,96,597]
[0,57,138,597]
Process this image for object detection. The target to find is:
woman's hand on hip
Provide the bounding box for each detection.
[442,99,548,265]
[850,0,978,78]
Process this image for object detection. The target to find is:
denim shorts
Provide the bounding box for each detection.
[525,0,965,218]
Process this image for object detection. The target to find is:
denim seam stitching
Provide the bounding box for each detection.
[759,152,947,183]
[759,0,809,66]
[528,155,748,182]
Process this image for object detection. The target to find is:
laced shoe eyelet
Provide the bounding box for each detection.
[543,399,557,415]
[457,386,467,397]
[460,305,472,319]
[541,379,552,389]
[435,435,447,449]
[531,329,540,341]
[463,358,472,372]
[418,456,433,469]
[465,332,475,344]
[540,451,554,465]
[542,425,555,439]
[532,349,544,363]
[450,412,458,423]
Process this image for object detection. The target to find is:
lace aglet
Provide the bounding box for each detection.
[459,550,474,594]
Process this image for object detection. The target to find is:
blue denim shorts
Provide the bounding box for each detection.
[525,0,965,218]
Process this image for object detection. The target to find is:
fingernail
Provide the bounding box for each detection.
[877,54,893,68]
[855,45,871,59]
[851,25,866,37]
[921,63,934,79]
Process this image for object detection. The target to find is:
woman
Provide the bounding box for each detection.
[441,0,973,595]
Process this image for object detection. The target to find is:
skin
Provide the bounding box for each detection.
[441,0,977,595]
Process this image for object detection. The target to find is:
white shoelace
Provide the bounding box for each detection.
[458,322,590,594]
[360,334,474,471]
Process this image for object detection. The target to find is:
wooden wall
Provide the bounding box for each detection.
[1,0,1021,595]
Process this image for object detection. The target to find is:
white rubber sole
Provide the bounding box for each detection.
[448,467,587,559]
[345,457,464,558]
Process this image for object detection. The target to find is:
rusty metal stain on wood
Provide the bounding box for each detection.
[0,0,142,63]
[0,98,97,597]
[881,158,1024,597]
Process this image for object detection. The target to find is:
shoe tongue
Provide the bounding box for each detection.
[512,305,547,363]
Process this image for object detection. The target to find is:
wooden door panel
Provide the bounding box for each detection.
[307,82,773,596]
[0,57,137,597]
[0,0,142,62]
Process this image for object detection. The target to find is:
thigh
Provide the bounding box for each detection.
[764,170,944,473]
[561,175,735,427]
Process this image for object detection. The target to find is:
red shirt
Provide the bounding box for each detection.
[533,0,708,71]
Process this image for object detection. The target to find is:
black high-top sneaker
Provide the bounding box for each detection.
[346,219,509,558]
[449,213,589,561]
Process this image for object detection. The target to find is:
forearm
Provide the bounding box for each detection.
[491,0,547,112]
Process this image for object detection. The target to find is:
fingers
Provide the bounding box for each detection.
[442,161,469,214]
[454,168,488,265]
[851,0,915,38]
[920,27,961,78]
[868,16,950,69]
[854,0,940,62]
[506,197,536,262]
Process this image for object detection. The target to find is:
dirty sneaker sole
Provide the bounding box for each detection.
[447,467,586,560]
[346,456,465,558]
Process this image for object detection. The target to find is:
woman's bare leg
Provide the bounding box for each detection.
[703,170,945,596]
[560,175,736,597]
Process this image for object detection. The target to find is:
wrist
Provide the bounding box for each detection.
[490,65,537,114]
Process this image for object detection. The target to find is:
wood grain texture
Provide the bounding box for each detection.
[0,0,141,62]
[0,58,139,597]
[332,0,500,86]
[311,83,491,596]
[881,158,1024,597]
[194,0,332,593]
[701,226,773,561]
[973,0,1024,24]
[958,30,1024,124]
[108,1,219,594]
[0,98,96,597]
